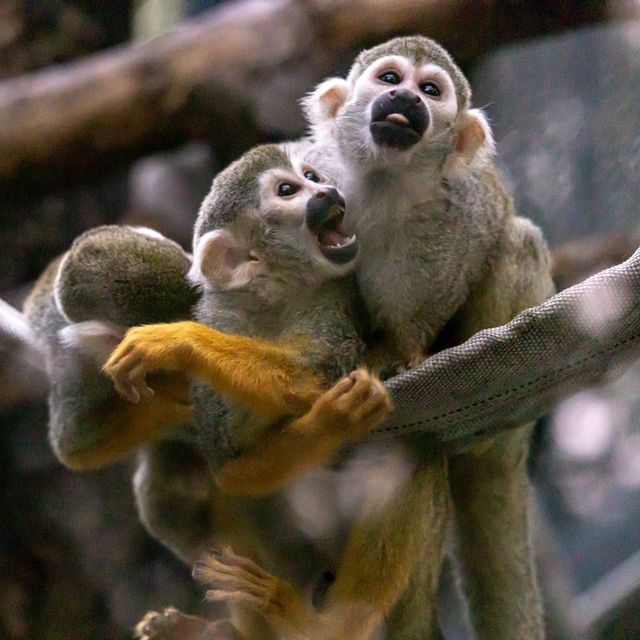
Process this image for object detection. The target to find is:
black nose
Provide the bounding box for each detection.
[314,187,343,204]
[306,187,345,231]
[388,88,422,106]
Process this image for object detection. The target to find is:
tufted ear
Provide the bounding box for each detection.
[444,108,496,179]
[189,229,255,291]
[301,77,350,139]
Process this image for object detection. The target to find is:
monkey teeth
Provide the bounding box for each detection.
[385,113,410,126]
[318,230,356,248]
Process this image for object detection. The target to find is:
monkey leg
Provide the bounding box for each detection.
[134,441,218,564]
[104,321,324,420]
[384,503,449,640]
[325,447,449,640]
[135,607,240,640]
[215,369,393,497]
[440,217,551,639]
[448,427,544,640]
[198,450,448,640]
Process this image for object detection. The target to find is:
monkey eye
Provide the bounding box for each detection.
[420,81,441,97]
[277,183,300,197]
[378,71,401,85]
[303,169,321,183]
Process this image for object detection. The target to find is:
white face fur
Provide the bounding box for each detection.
[306,54,493,174]
[357,54,460,148]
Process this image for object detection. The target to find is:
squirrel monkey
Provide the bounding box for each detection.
[106,144,439,640]
[23,225,225,561]
[293,36,554,640]
[23,225,199,469]
[23,178,391,568]
[104,144,391,495]
[186,37,554,640]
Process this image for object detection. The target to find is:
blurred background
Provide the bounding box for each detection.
[1,1,639,638]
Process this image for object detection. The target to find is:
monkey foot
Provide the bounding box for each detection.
[193,547,309,631]
[134,607,235,640]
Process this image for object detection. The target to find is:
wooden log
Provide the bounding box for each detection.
[0,0,611,189]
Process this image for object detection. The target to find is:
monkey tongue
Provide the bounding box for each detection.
[386,113,410,126]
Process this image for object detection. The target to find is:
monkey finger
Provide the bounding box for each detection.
[195,557,271,592]
[220,548,273,580]
[321,376,355,403]
[212,553,274,585]
[194,557,256,585]
[349,368,371,383]
[337,376,378,409]
[111,375,141,404]
[350,404,393,439]
[105,342,136,368]
[350,390,393,423]
[128,364,156,401]
[205,589,263,609]
[134,611,169,638]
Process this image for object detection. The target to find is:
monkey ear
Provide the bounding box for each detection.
[444,108,496,179]
[58,321,124,365]
[301,77,350,138]
[189,229,254,290]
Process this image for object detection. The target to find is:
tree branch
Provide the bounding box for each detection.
[0,0,612,190]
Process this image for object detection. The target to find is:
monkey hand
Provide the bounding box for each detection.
[103,323,194,404]
[303,368,393,442]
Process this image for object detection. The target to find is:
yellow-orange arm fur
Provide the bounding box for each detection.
[59,373,193,469]
[216,370,392,496]
[104,321,324,421]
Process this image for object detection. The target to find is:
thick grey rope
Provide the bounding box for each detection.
[5,248,640,450]
[374,247,640,449]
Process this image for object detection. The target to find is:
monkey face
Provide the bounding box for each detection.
[190,153,357,298]
[348,55,459,159]
[256,161,358,275]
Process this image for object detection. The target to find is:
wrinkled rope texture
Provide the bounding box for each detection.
[374,247,640,450]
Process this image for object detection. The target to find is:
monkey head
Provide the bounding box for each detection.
[189,144,358,301]
[304,36,494,174]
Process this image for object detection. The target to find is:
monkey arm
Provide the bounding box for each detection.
[52,371,194,470]
[215,370,392,496]
[446,216,555,344]
[104,321,325,421]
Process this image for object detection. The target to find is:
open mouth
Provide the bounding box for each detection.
[313,205,358,265]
